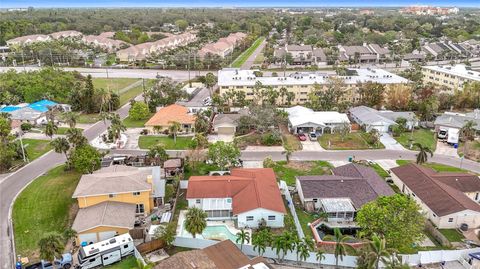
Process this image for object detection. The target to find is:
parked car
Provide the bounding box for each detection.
[25,253,73,269]
[297,133,307,141]
[308,132,317,141]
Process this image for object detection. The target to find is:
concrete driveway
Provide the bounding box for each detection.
[380,133,405,150]
[208,134,234,143]
[301,140,324,151]
[435,140,459,157]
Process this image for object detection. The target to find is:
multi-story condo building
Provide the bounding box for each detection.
[217,68,410,104]
[422,65,480,92]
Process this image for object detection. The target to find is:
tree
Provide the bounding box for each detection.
[131,258,154,269]
[282,144,294,163]
[207,141,241,170]
[62,112,78,128]
[316,249,326,267]
[62,228,77,242]
[168,121,181,145]
[236,229,251,251]
[413,143,433,164]
[44,120,58,140]
[51,137,70,159]
[70,145,101,173]
[194,111,209,134]
[356,194,425,251]
[366,234,392,269]
[154,223,176,249]
[367,129,380,147]
[358,82,385,109]
[460,120,477,155]
[184,207,207,238]
[190,133,209,149]
[252,229,272,256]
[272,231,297,262]
[38,232,65,264]
[323,228,354,268]
[148,144,169,165]
[385,85,412,111]
[307,79,345,111]
[83,75,96,113]
[335,121,351,142]
[296,237,314,265]
[128,102,150,120]
[66,127,87,148]
[203,72,217,97]
[175,19,189,31]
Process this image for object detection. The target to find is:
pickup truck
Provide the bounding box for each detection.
[25,254,73,269]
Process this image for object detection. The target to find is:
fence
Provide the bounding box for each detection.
[424,221,451,247]
[129,228,145,240]
[136,239,166,254]
[179,180,188,189]
[281,180,305,239]
[401,247,480,266]
[134,247,146,265]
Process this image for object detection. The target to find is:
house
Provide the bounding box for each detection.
[186,168,286,228]
[434,110,480,133]
[198,32,247,58]
[154,240,273,269]
[8,107,47,125]
[338,44,389,63]
[286,105,350,135]
[163,158,183,178]
[50,30,83,39]
[145,104,196,133]
[296,163,394,222]
[176,87,211,113]
[212,109,248,136]
[391,163,480,229]
[6,34,51,46]
[71,165,165,243]
[348,106,417,133]
[82,35,128,52]
[274,45,327,66]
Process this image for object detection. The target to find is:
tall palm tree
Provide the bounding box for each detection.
[252,229,272,256]
[272,231,297,262]
[460,120,477,155]
[367,234,392,269]
[296,237,314,265]
[316,249,326,267]
[38,232,65,264]
[236,229,251,251]
[413,143,433,164]
[44,120,58,140]
[168,121,181,145]
[51,137,70,159]
[62,112,79,129]
[66,128,87,147]
[184,207,207,238]
[323,228,354,268]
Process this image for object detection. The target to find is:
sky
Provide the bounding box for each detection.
[0,0,479,8]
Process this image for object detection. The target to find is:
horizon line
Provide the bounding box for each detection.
[1,4,480,8]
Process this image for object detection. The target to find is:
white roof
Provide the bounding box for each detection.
[321,198,356,212]
[80,233,132,256]
[423,65,480,82]
[286,106,349,127]
[218,68,409,87]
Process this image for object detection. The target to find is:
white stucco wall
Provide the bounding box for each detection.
[237,208,284,228]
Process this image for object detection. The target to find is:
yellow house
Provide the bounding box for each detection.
[71,165,163,244]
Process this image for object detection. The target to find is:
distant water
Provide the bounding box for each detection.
[1,0,479,8]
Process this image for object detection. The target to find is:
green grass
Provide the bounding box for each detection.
[396,160,468,172]
[164,184,175,203]
[231,37,265,68]
[138,135,193,150]
[295,207,317,240]
[13,165,81,259]
[103,256,138,269]
[92,78,139,93]
[39,127,83,135]
[184,162,221,179]
[439,229,465,242]
[77,113,102,124]
[119,80,154,106]
[394,129,436,151]
[369,163,390,178]
[253,53,265,64]
[123,114,153,128]
[270,161,332,186]
[319,132,384,150]
[22,138,52,161]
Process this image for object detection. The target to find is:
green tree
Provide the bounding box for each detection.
[168,121,181,145]
[316,249,326,267]
[131,258,154,269]
[272,231,297,262]
[356,194,425,251]
[38,232,65,264]
[147,144,169,165]
[207,141,241,170]
[62,112,78,129]
[367,234,392,269]
[252,229,272,256]
[296,237,314,264]
[413,143,433,164]
[323,228,354,268]
[44,120,58,140]
[66,127,87,148]
[460,120,477,155]
[154,223,176,249]
[358,82,385,109]
[175,19,189,31]
[70,145,101,173]
[236,229,251,251]
[83,75,96,113]
[282,144,294,163]
[50,137,70,159]
[184,207,207,238]
[129,102,150,120]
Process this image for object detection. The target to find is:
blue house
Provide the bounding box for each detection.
[27,100,58,113]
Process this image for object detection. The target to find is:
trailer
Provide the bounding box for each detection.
[77,233,134,269]
[447,128,460,145]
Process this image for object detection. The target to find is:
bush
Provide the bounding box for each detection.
[140,129,149,135]
[261,132,281,146]
[20,123,33,132]
[128,102,150,120]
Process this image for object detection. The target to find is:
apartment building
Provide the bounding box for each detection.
[337,43,390,63]
[198,32,247,58]
[422,65,480,92]
[217,68,410,104]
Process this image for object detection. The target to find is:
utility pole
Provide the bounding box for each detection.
[19,131,27,163]
[21,51,26,71]
[188,48,192,87]
[283,54,286,77]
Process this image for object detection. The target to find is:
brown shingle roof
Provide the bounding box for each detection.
[72,201,136,232]
[391,163,480,216]
[145,104,196,127]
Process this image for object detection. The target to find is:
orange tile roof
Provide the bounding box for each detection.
[145,104,196,127]
[186,168,286,215]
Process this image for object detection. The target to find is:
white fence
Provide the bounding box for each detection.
[280,180,305,239]
[134,247,146,265]
[179,180,188,189]
[401,247,480,266]
[173,236,357,267]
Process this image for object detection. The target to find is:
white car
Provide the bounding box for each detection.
[308,132,317,141]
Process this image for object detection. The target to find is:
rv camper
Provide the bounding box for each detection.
[77,233,134,269]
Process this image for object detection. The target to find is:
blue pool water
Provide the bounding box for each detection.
[202,225,238,242]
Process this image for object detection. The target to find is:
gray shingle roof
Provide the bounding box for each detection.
[434,111,480,130]
[72,201,136,232]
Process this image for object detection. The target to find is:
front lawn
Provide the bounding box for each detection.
[22,138,52,161]
[77,113,102,124]
[231,36,265,68]
[396,160,468,172]
[92,78,139,93]
[119,80,154,106]
[394,129,436,151]
[280,124,302,151]
[13,165,81,259]
[439,229,465,242]
[103,256,138,269]
[39,127,83,135]
[319,132,384,150]
[235,131,283,150]
[369,163,390,178]
[270,161,332,186]
[138,135,193,150]
[123,114,153,128]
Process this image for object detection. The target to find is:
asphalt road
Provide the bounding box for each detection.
[240,38,267,70]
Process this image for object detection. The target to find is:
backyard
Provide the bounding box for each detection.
[439,229,465,242]
[138,135,193,150]
[319,132,384,150]
[394,129,436,151]
[231,37,265,68]
[183,162,220,179]
[270,161,332,186]
[13,165,81,259]
[103,256,137,269]
[77,113,103,124]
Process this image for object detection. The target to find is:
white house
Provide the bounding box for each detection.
[286,105,350,135]
[186,168,286,228]
[391,163,480,229]
[349,106,418,133]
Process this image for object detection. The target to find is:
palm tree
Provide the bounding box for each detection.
[252,229,272,256]
[323,228,354,268]
[236,229,251,251]
[38,232,65,264]
[62,112,79,129]
[184,207,207,238]
[131,258,154,269]
[147,144,169,165]
[168,121,181,145]
[316,249,326,267]
[282,144,294,163]
[44,120,58,140]
[272,231,297,262]
[460,120,477,156]
[296,237,314,265]
[66,128,87,147]
[367,234,392,269]
[51,137,70,159]
[413,143,433,164]
[99,111,110,126]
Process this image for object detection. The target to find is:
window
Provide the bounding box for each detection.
[124,245,128,249]
[226,198,232,203]
[448,218,454,223]
[89,258,96,263]
[136,204,145,214]
[313,199,318,203]
[108,194,116,198]
[132,192,140,196]
[246,216,254,221]
[476,193,479,201]
[196,199,201,204]
[103,256,109,260]
[268,216,276,221]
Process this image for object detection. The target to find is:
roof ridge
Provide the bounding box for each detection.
[100,202,109,225]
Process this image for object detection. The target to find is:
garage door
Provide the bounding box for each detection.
[99,231,117,241]
[217,127,235,135]
[78,233,97,245]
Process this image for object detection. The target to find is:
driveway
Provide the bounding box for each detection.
[380,133,406,150]
[301,140,324,151]
[435,140,459,157]
[208,134,234,143]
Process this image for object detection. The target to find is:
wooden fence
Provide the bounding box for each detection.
[129,228,145,240]
[136,239,165,254]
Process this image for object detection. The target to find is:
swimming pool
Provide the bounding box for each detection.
[202,225,238,242]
